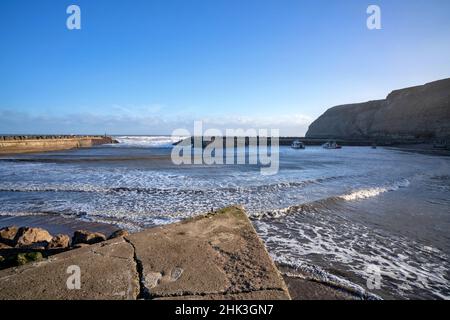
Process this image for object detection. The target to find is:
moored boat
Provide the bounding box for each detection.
[322,141,342,149]
[291,140,305,149]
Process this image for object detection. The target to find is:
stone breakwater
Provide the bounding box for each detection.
[0,207,291,300]
[179,136,402,147]
[0,135,117,154]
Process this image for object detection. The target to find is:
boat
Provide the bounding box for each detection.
[291,140,305,149]
[322,141,342,149]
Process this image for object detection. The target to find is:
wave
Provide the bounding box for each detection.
[0,174,352,195]
[114,135,188,148]
[253,179,411,219]
[274,257,382,300]
[339,179,410,201]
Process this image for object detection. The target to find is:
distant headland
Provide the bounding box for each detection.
[305,78,450,145]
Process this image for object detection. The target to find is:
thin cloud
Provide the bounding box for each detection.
[0,109,313,136]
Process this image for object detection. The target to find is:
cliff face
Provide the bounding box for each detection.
[305,78,450,141]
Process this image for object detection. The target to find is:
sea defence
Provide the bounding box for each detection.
[0,135,116,154]
[0,207,291,300]
[178,136,389,147]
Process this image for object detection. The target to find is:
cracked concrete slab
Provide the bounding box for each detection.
[0,238,139,300]
[126,206,291,300]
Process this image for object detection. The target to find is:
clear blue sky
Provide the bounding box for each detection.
[1,0,449,135]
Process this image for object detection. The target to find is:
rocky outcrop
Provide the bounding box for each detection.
[305,78,450,141]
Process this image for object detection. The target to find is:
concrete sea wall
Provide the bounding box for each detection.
[0,207,291,300]
[0,135,116,154]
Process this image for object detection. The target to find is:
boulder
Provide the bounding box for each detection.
[46,234,71,249]
[72,230,106,246]
[0,243,12,250]
[13,227,53,248]
[108,229,129,240]
[0,226,19,246]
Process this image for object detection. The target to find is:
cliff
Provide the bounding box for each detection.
[0,135,116,154]
[305,78,450,142]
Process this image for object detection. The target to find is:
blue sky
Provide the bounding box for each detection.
[1,0,449,135]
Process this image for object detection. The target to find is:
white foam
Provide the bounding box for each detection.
[114,135,187,148]
[254,211,450,300]
[273,255,382,300]
[339,179,410,201]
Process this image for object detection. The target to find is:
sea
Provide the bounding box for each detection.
[0,135,449,300]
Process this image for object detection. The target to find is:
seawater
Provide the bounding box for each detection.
[0,136,449,299]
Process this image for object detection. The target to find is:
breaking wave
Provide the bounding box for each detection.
[0,174,355,195]
[339,179,410,201]
[274,257,382,300]
[253,179,411,219]
[113,135,187,148]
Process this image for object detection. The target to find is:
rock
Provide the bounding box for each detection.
[72,230,106,245]
[72,243,91,249]
[305,78,450,141]
[108,229,129,240]
[0,226,19,246]
[13,227,53,248]
[46,234,70,249]
[0,243,12,249]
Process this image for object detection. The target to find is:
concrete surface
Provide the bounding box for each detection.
[0,207,290,300]
[0,136,114,154]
